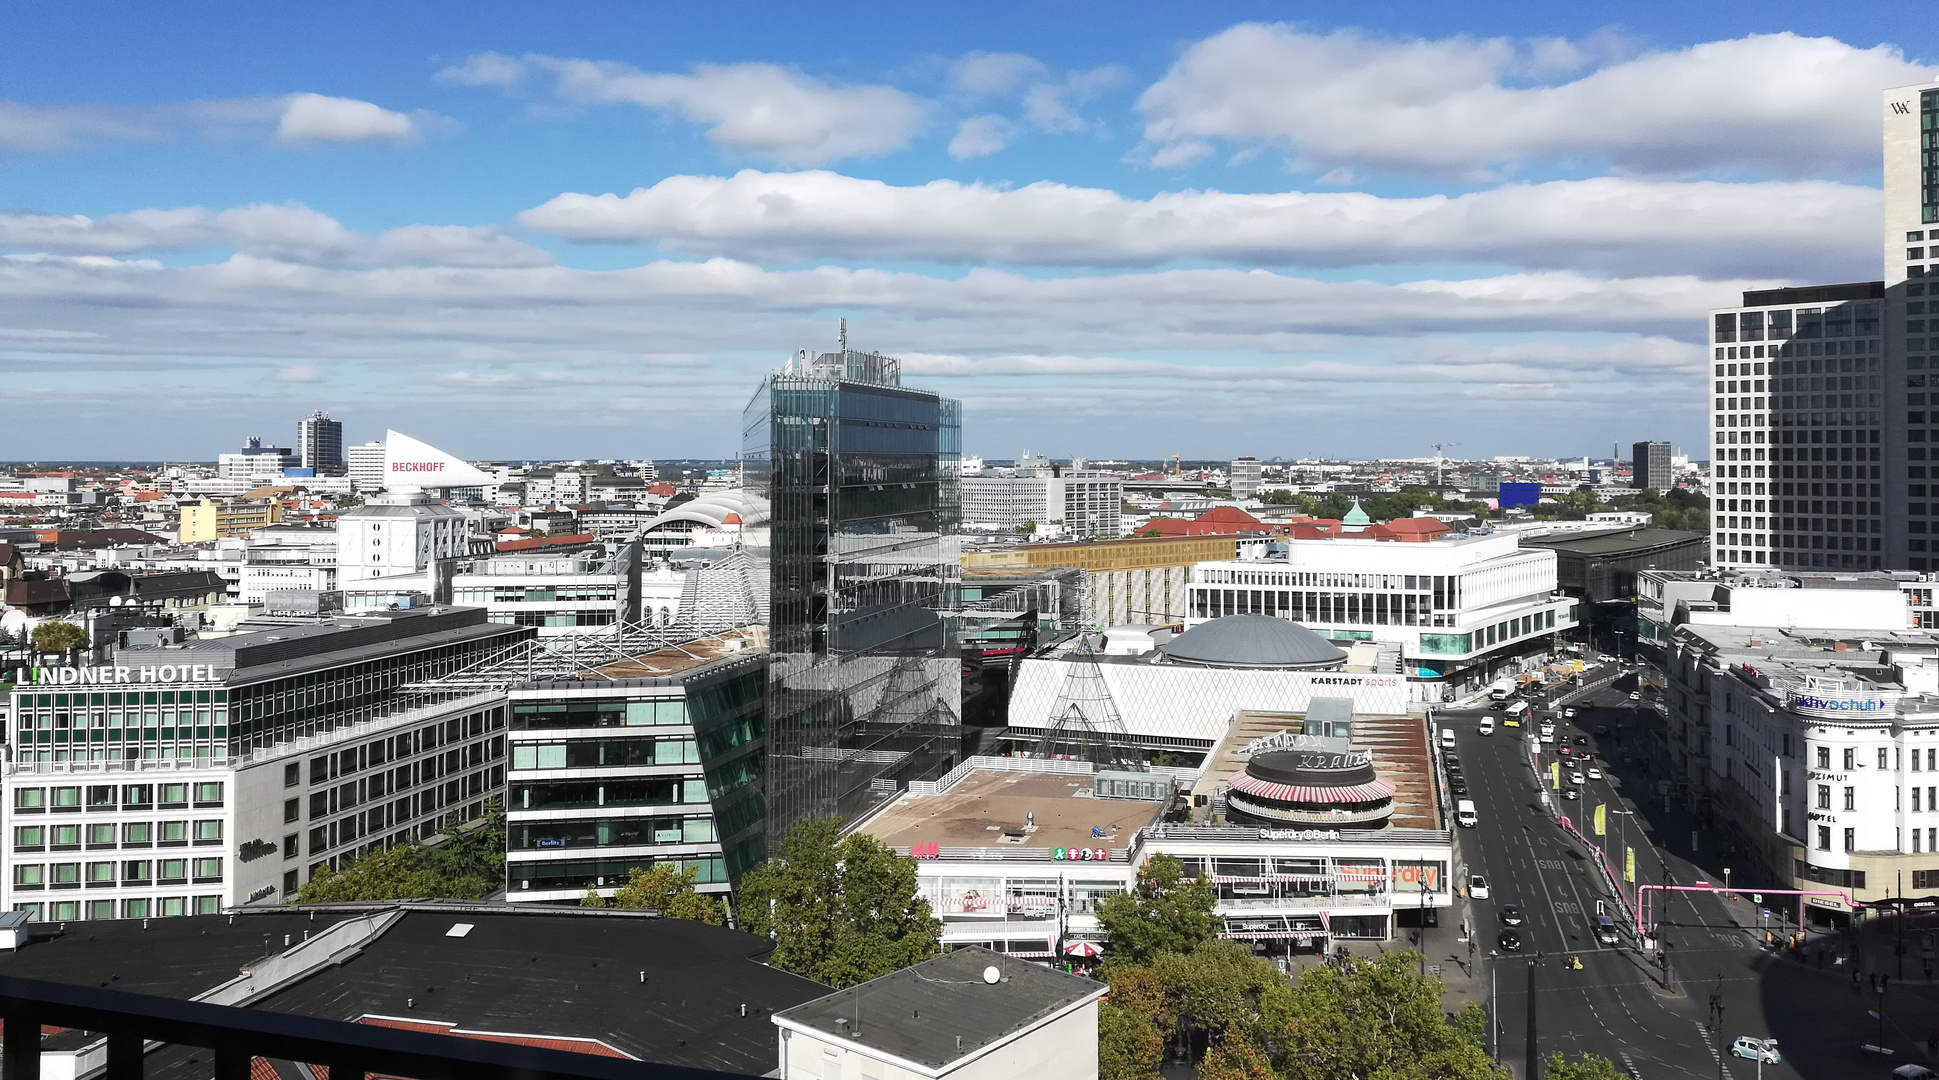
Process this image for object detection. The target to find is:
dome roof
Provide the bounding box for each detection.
[1158,615,1347,669]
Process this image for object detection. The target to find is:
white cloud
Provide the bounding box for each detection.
[441,53,926,165]
[434,52,527,90]
[948,115,1013,160]
[948,53,1048,97]
[1022,64,1129,133]
[1138,26,1939,178]
[0,252,1732,457]
[515,168,1878,279]
[0,94,440,150]
[276,93,420,145]
[272,364,322,383]
[0,203,552,268]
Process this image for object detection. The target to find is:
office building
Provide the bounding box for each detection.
[333,491,473,589]
[501,628,769,900]
[296,413,345,476]
[742,331,962,848]
[960,472,1124,539]
[1185,529,1576,695]
[962,534,1237,626]
[1230,456,1262,499]
[523,470,592,509]
[1,606,530,920]
[451,545,700,635]
[1705,80,1939,573]
[346,441,385,490]
[216,438,298,482]
[178,498,285,543]
[1631,441,1673,490]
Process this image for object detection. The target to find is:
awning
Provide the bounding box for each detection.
[1226,771,1396,805]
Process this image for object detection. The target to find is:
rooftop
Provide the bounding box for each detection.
[774,946,1104,1072]
[1519,527,1707,557]
[590,626,769,680]
[1159,615,1346,669]
[1191,709,1440,829]
[2,905,827,1077]
[861,768,1167,854]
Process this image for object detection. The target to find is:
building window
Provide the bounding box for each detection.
[1818,826,1831,850]
[1845,828,1857,852]
[1817,784,1831,810]
[1845,748,1856,770]
[1818,747,1831,769]
[1882,748,1892,770]
[1846,787,1857,812]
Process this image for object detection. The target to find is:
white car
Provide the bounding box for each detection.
[1627,691,1641,702]
[1469,874,1490,899]
[1563,707,1577,719]
[1585,766,1603,780]
[1569,771,1586,786]
[1729,1037,1779,1064]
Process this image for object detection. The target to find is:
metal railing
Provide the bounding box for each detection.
[0,974,755,1080]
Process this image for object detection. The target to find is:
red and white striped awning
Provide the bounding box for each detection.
[1220,930,1329,940]
[1226,771,1395,805]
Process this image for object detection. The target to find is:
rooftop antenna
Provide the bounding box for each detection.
[838,318,848,354]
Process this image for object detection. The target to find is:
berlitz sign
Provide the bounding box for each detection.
[9,665,220,685]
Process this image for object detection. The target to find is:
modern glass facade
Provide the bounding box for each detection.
[743,347,962,849]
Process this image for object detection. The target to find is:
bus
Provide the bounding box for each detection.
[1502,701,1530,726]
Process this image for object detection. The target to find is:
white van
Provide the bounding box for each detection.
[1441,728,1457,750]
[1478,717,1495,736]
[1539,720,1556,743]
[1455,800,1478,828]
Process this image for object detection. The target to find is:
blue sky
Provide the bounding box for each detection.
[2,1,1934,462]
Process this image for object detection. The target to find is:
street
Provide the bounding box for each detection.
[1439,676,1939,1080]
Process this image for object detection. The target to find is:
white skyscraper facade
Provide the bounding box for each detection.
[1707,81,1938,572]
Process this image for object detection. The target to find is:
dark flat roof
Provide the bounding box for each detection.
[1740,281,1883,306]
[1520,528,1706,557]
[0,906,827,1076]
[774,946,1103,1070]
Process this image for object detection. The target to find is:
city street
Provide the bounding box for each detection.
[1441,679,1939,1079]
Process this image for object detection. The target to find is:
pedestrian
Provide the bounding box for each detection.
[1854,968,1861,988]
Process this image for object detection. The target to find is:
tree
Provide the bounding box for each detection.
[292,843,488,903]
[1198,1024,1276,1080]
[606,863,725,924]
[416,798,505,884]
[1268,951,1503,1079]
[1098,1002,1165,1080]
[1545,1052,1628,1080]
[1097,853,1218,965]
[578,887,606,908]
[31,621,87,657]
[735,818,941,987]
[1103,940,1291,1070]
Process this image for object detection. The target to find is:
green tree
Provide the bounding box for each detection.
[1104,940,1291,1070]
[735,818,941,987]
[1098,1001,1165,1080]
[1097,853,1218,965]
[31,620,87,656]
[416,798,505,884]
[292,843,487,903]
[1545,1052,1628,1080]
[1199,1023,1277,1080]
[607,863,725,924]
[1269,952,1503,1080]
[578,887,607,908]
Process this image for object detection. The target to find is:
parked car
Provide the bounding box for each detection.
[1469,874,1490,899]
[1498,928,1524,951]
[1451,779,1470,797]
[1729,1037,1779,1064]
[1499,904,1525,926]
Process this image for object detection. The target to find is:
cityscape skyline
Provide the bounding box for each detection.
[4,4,1937,460]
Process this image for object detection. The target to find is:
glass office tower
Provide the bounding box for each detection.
[742,340,962,849]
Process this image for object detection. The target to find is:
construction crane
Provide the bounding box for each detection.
[1429,442,1461,489]
[1170,453,1181,477]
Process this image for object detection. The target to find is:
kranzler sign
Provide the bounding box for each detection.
[10,665,220,686]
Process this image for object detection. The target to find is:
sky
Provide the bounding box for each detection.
[2,1,1935,463]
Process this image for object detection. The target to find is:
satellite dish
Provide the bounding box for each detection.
[982,966,1001,985]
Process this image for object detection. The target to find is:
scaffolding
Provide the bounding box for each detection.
[1030,633,1144,770]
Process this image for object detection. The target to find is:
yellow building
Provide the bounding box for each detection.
[963,535,1237,625]
[178,498,284,543]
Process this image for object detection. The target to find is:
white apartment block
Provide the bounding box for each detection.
[1186,531,1575,692]
[960,473,1124,540]
[333,492,471,588]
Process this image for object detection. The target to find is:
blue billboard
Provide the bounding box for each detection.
[1498,482,1541,508]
